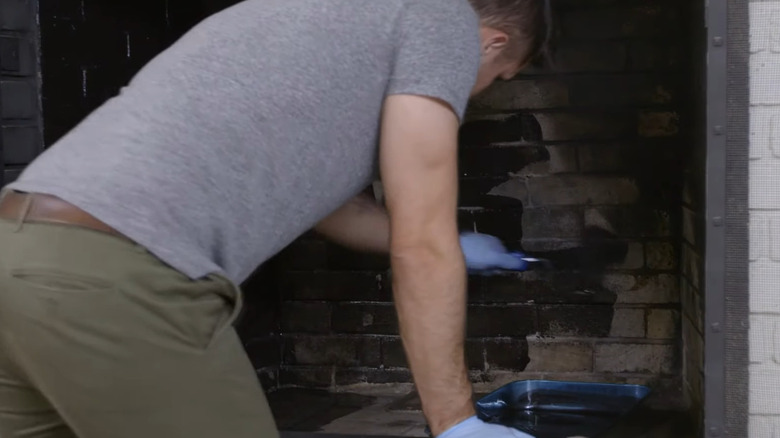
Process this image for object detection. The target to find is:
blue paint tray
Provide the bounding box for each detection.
[475,380,651,438]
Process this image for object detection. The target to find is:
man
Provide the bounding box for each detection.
[0,0,550,437]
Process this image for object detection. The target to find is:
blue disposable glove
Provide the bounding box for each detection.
[438,416,535,438]
[459,232,528,274]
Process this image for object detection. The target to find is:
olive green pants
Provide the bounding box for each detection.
[0,217,279,437]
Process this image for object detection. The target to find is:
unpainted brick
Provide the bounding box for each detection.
[647,309,680,339]
[682,318,704,375]
[646,241,678,270]
[528,175,640,206]
[609,308,646,338]
[681,279,704,334]
[538,305,613,337]
[526,337,594,372]
[594,342,676,374]
[469,79,569,110]
[638,111,680,138]
[681,243,703,290]
[604,273,680,304]
[682,206,703,247]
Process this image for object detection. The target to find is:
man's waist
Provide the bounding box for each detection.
[0,190,129,240]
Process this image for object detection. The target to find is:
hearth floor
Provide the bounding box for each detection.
[267,388,695,438]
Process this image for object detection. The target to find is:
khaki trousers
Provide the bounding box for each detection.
[0,216,279,437]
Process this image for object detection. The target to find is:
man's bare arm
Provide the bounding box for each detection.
[379,94,474,436]
[313,193,390,253]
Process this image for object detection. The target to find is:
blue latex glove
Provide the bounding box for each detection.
[438,416,535,438]
[459,232,529,274]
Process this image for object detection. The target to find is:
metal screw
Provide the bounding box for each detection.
[713,36,724,46]
[709,426,721,437]
[713,217,724,226]
[711,322,722,333]
[714,125,724,135]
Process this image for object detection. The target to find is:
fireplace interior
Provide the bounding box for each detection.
[10,0,711,436]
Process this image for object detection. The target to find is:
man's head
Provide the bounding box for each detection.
[468,0,552,96]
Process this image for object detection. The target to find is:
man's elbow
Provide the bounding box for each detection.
[389,229,461,267]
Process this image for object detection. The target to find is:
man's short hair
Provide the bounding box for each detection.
[468,0,555,67]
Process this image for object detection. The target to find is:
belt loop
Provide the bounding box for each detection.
[13,193,33,233]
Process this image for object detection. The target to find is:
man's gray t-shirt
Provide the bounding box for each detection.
[6,0,481,283]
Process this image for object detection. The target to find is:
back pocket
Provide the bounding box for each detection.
[10,268,114,293]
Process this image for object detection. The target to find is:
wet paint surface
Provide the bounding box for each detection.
[476,380,650,438]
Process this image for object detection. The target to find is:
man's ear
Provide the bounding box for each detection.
[482,28,510,55]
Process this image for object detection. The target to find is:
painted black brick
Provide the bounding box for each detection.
[467,305,537,337]
[537,304,614,337]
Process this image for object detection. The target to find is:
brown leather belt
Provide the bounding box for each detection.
[0,191,128,240]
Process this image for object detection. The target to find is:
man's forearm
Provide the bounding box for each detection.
[392,245,475,436]
[313,193,390,253]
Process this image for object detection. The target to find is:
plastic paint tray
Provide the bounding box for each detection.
[475,380,651,438]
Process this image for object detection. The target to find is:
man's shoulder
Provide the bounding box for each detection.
[400,0,477,23]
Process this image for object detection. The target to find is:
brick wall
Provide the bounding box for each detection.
[749,1,780,436]
[26,0,699,400]
[0,0,42,185]
[273,0,691,394]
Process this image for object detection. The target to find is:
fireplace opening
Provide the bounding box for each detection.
[9,0,713,436]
